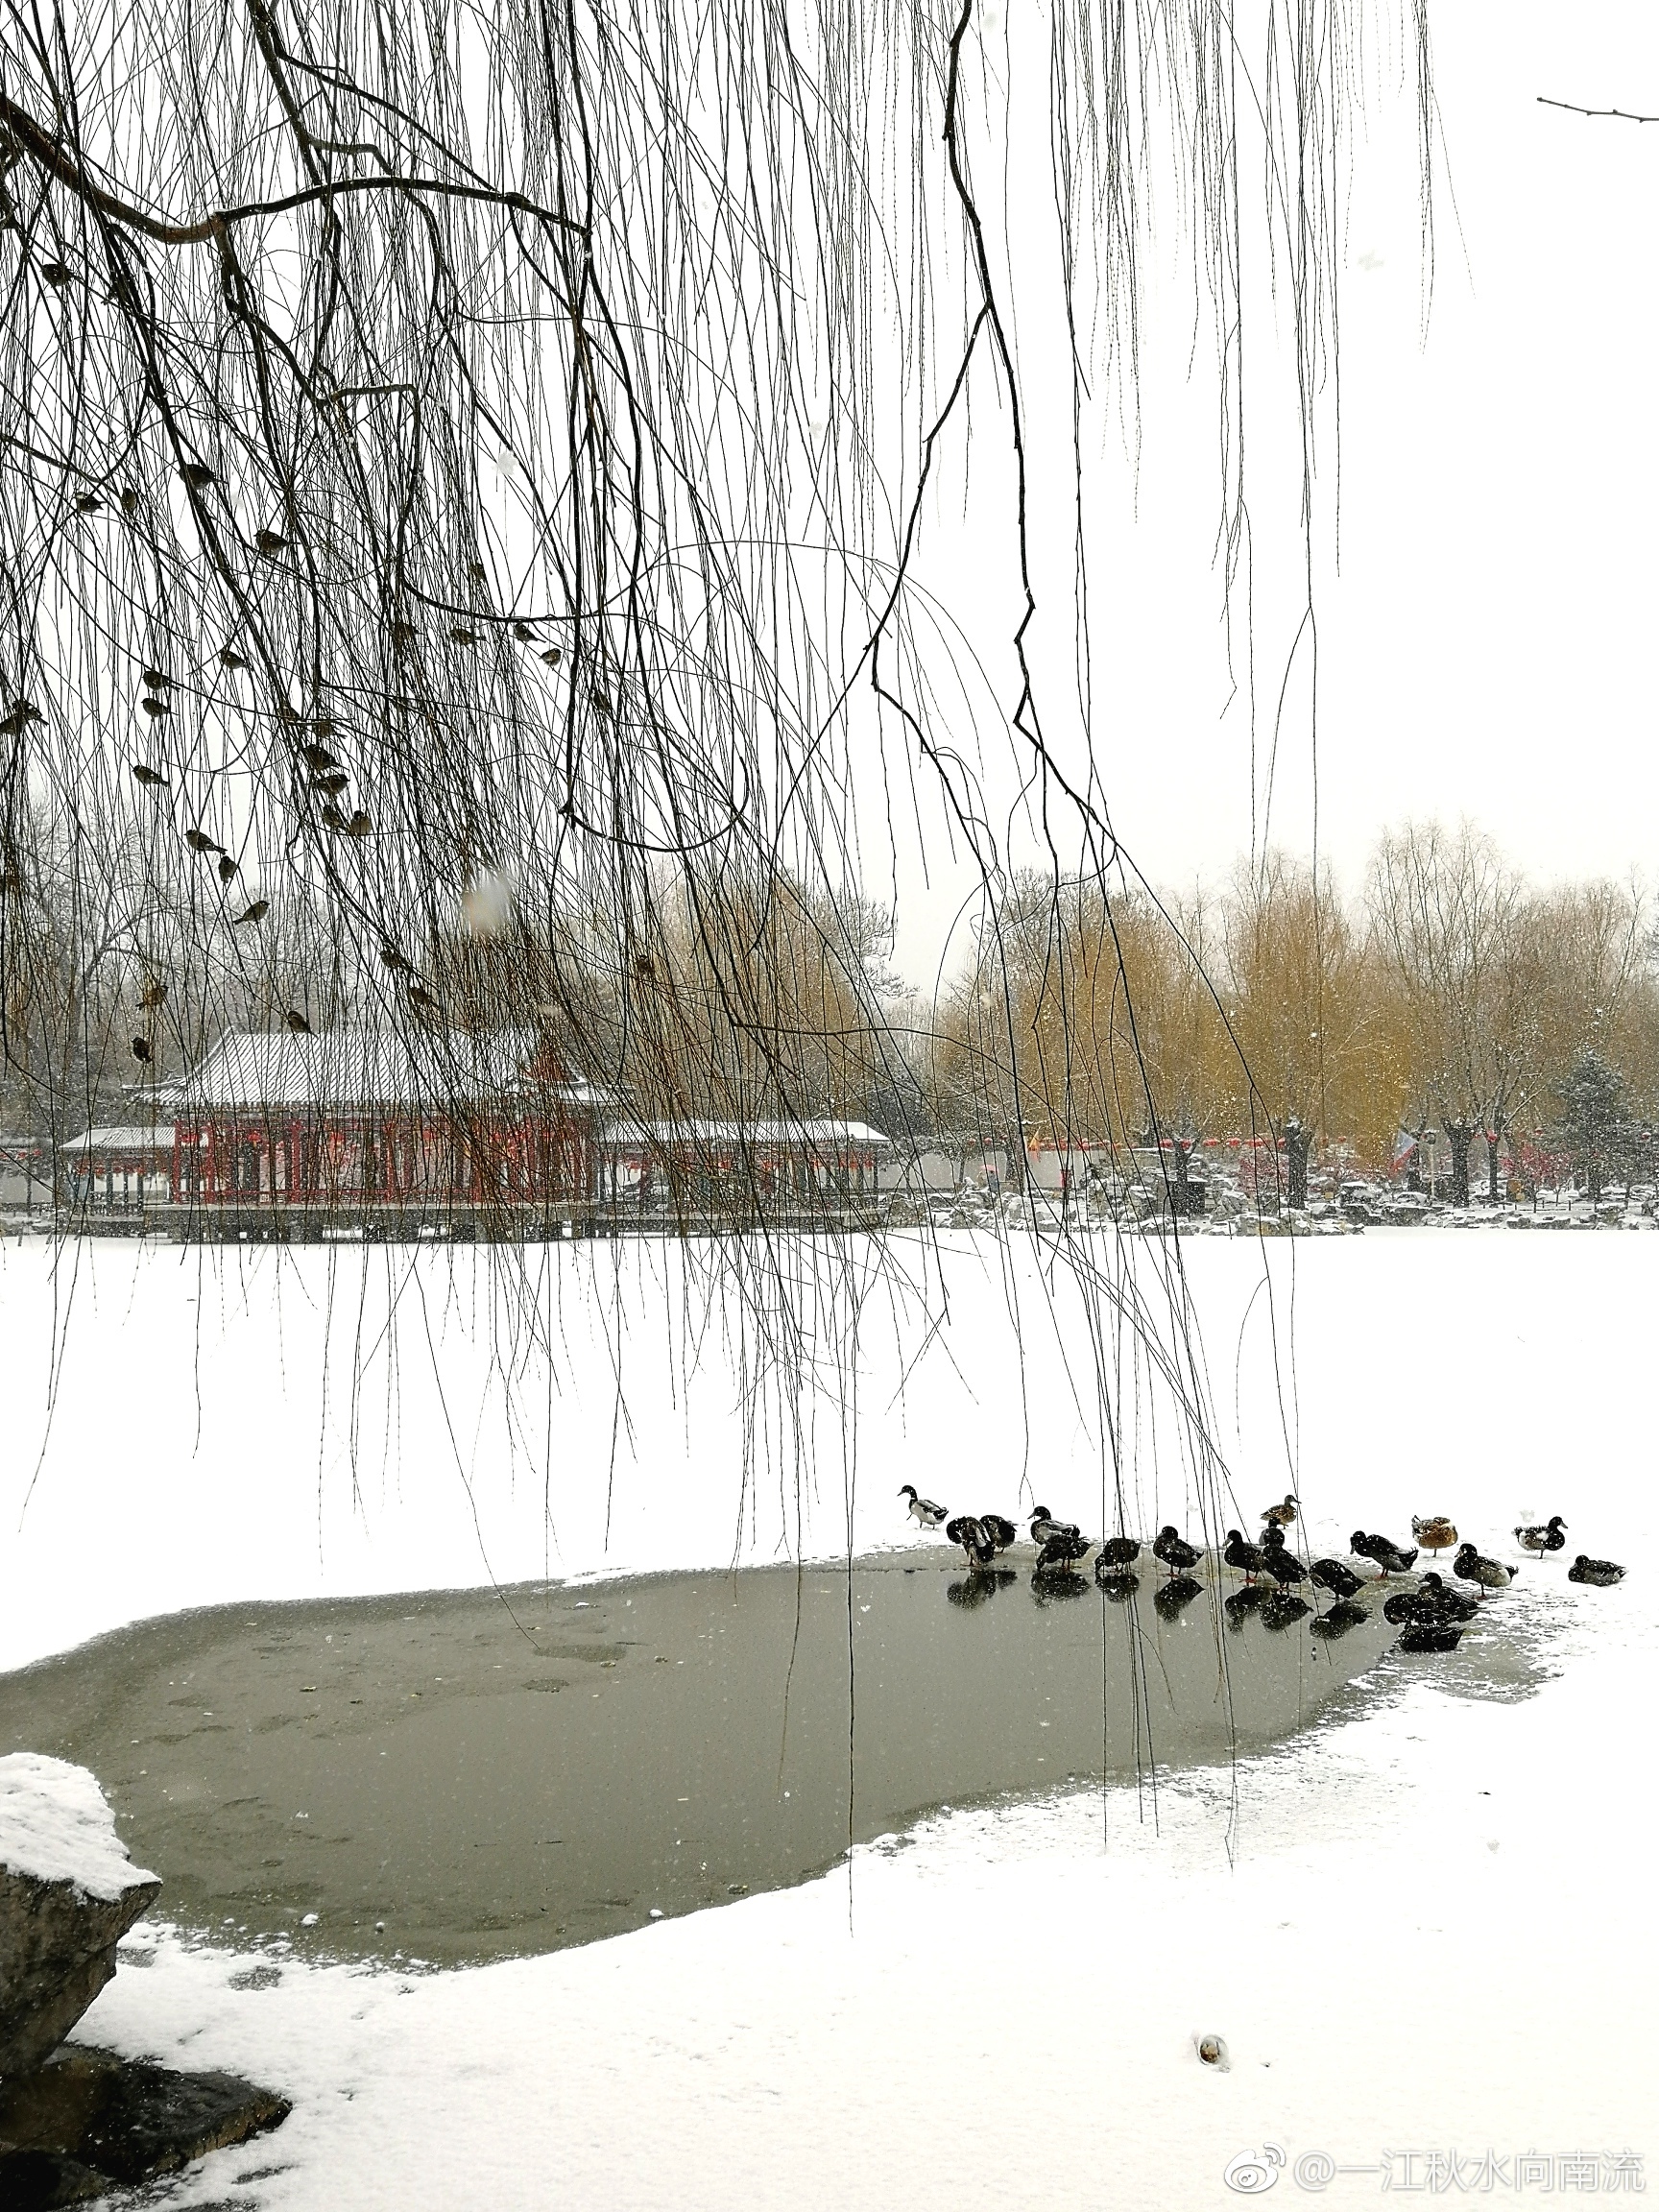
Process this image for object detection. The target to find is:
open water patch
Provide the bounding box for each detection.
[0,1553,1541,1963]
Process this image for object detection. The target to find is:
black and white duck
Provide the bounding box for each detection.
[1261,1494,1300,1528]
[1352,1529,1418,1577]
[1153,1574,1204,1620]
[1567,1554,1625,1587]
[1452,1543,1515,1596]
[1411,1515,1458,1556]
[1223,1528,1268,1581]
[1398,1621,1465,1654]
[1095,1535,1142,1573]
[1030,1505,1083,1549]
[1036,1529,1092,1573]
[1310,1557,1363,1603]
[1152,1526,1202,1577]
[899,1483,949,1530]
[1515,1515,1568,1555]
[945,1515,996,1569]
[1260,1527,1308,1586]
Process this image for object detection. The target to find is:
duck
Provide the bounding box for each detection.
[1094,1536,1142,1573]
[1351,1530,1418,1577]
[1515,1515,1568,1555]
[1260,1494,1300,1528]
[1452,1543,1515,1596]
[1259,1527,1308,1586]
[1416,1572,1480,1623]
[1152,1526,1201,1577]
[980,1514,1019,1557]
[1309,1557,1363,1603]
[1095,1565,1140,1603]
[1153,1574,1203,1620]
[1411,1515,1458,1556]
[1222,1529,1267,1581]
[1260,1589,1311,1632]
[945,1515,996,1569]
[1036,1530,1092,1573]
[1567,1554,1625,1587]
[1398,1621,1465,1654]
[899,1483,948,1530]
[1310,1599,1369,1640]
[1030,1505,1082,1549]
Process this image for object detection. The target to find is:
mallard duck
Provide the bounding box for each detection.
[1036,1530,1092,1572]
[1153,1574,1203,1620]
[1310,1557,1363,1603]
[899,1483,948,1530]
[981,1513,1019,1555]
[1260,1527,1308,1585]
[1452,1543,1514,1596]
[1515,1515,1567,1554]
[1567,1554,1624,1587]
[1261,1494,1300,1528]
[1152,1526,1201,1576]
[1352,1530,1418,1576]
[1223,1529,1267,1581]
[1095,1536,1142,1572]
[1030,1505,1082,1548]
[1416,1572,1479,1623]
[1411,1515,1458,1556]
[945,1515,995,1569]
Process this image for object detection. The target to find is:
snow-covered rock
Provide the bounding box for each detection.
[0,1754,159,2079]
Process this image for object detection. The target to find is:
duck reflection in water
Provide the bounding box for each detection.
[947,1567,1018,1609]
[1260,1589,1310,1632]
[1153,1574,1204,1620]
[1224,1583,1270,1630]
[1310,1598,1369,1640]
[1095,1567,1141,1604]
[1031,1566,1091,1604]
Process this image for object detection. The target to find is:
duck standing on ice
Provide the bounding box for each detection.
[1352,1529,1418,1577]
[1515,1515,1567,1555]
[945,1515,995,1569]
[1261,1494,1299,1529]
[1153,1526,1201,1577]
[1411,1515,1458,1557]
[1223,1529,1268,1582]
[1453,1543,1516,1596]
[899,1484,949,1530]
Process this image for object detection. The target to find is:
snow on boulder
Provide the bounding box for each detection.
[0,1754,159,2079]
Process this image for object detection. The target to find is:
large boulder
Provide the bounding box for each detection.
[0,1757,159,2080]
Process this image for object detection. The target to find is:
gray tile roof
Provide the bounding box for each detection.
[167,1030,597,1113]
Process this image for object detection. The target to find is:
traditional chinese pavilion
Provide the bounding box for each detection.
[166,1028,600,1217]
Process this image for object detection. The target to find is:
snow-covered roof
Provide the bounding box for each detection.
[602,1118,891,1150]
[60,1124,176,1154]
[167,1030,599,1113]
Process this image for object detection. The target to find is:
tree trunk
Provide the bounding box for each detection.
[1486,1117,1503,1204]
[1447,1120,1473,1208]
[1285,1118,1310,1210]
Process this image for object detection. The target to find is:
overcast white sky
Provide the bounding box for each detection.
[873,3,1659,988]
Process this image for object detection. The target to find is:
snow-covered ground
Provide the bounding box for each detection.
[3,1229,1654,2205]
